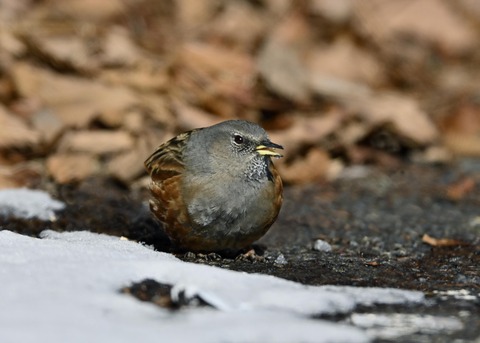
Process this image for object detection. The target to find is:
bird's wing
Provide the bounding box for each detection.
[144,130,197,181]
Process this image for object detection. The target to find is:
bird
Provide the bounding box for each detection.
[144,120,283,253]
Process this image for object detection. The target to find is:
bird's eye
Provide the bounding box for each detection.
[233,134,244,144]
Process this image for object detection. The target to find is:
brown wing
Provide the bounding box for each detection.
[144,130,198,245]
[261,160,283,232]
[144,131,194,180]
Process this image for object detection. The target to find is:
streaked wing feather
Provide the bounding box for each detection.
[144,131,198,180]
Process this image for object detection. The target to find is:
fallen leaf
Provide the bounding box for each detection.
[0,105,40,149]
[269,109,346,157]
[306,38,385,87]
[106,138,151,183]
[100,26,141,67]
[276,147,335,184]
[354,0,477,54]
[205,1,268,50]
[12,63,139,128]
[257,12,310,102]
[422,234,467,247]
[174,42,255,117]
[46,153,99,184]
[352,92,439,146]
[446,177,476,201]
[57,130,134,155]
[172,99,223,132]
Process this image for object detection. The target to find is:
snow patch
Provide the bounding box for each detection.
[0,188,65,221]
[0,230,425,343]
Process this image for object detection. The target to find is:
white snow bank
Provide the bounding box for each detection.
[0,230,424,343]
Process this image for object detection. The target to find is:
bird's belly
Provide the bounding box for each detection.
[184,180,276,248]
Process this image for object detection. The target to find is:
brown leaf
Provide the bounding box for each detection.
[441,103,480,156]
[12,63,139,128]
[57,130,134,155]
[31,109,64,146]
[205,2,268,50]
[277,148,339,184]
[100,64,169,92]
[0,105,40,149]
[446,177,476,201]
[45,0,125,22]
[46,153,99,184]
[444,134,480,157]
[269,109,346,157]
[175,42,255,117]
[354,0,477,54]
[172,99,223,132]
[106,138,151,183]
[257,12,311,102]
[0,162,43,189]
[422,234,467,247]
[306,38,385,87]
[309,0,353,23]
[100,27,141,67]
[353,92,439,146]
[364,261,380,267]
[22,34,99,74]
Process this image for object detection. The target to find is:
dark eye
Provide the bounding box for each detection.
[233,134,244,144]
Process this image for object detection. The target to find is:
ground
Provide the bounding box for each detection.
[2,160,479,342]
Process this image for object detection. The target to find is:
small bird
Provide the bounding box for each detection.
[144,120,283,252]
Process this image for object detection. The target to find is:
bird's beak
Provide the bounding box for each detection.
[256,141,284,158]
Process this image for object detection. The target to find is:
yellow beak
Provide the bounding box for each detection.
[256,142,283,158]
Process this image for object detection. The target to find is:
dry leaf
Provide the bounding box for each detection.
[257,12,310,102]
[269,109,346,157]
[100,65,169,92]
[0,162,42,189]
[57,130,134,155]
[0,105,40,149]
[31,109,64,145]
[100,26,141,67]
[352,92,439,146]
[422,234,466,247]
[446,177,476,201]
[444,134,480,156]
[441,103,480,156]
[175,42,255,117]
[307,38,385,87]
[45,0,125,22]
[23,34,99,74]
[172,99,223,131]
[277,148,334,184]
[12,63,139,128]
[354,0,477,54]
[205,2,268,50]
[309,0,353,23]
[47,153,99,184]
[106,137,151,183]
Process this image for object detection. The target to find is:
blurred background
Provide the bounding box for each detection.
[1,0,480,188]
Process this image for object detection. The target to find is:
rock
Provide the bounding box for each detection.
[313,239,333,252]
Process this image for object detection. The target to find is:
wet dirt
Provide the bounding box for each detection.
[2,160,479,342]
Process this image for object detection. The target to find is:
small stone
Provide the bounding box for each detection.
[313,239,333,252]
[274,253,288,266]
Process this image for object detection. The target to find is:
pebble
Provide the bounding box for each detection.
[313,239,333,252]
[274,253,288,266]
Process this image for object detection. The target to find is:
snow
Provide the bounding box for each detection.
[0,188,426,343]
[0,188,64,221]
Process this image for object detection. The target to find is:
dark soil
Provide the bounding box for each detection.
[2,160,479,342]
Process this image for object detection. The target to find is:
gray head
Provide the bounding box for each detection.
[184,120,283,181]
